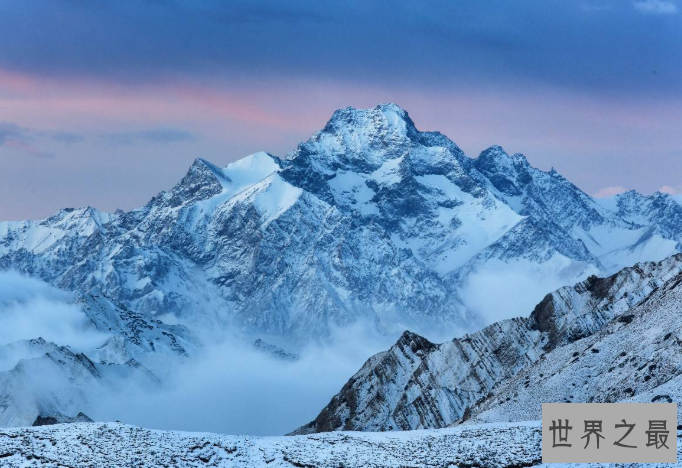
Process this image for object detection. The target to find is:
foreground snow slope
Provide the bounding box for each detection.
[0,421,679,467]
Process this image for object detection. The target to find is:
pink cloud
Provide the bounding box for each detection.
[2,67,681,160]
[659,185,682,195]
[1,65,682,205]
[593,186,628,198]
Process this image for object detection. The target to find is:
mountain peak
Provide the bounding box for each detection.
[171,158,229,203]
[281,104,427,187]
[511,152,529,164]
[616,189,645,200]
[474,146,531,196]
[187,158,229,181]
[395,330,436,354]
[322,103,418,140]
[330,102,409,119]
[375,102,408,113]
[476,146,528,167]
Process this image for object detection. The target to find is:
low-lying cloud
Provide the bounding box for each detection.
[593,185,627,198]
[0,270,398,435]
[457,258,596,324]
[0,270,108,351]
[94,322,395,436]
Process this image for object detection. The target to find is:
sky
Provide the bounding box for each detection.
[0,0,680,220]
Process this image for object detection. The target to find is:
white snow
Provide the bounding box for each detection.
[599,233,678,272]
[328,170,379,215]
[370,156,404,185]
[0,421,545,468]
[251,174,304,225]
[416,174,523,273]
[187,152,281,228]
[3,420,680,467]
[222,151,280,191]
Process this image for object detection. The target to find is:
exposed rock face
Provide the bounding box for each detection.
[80,293,195,364]
[252,339,299,361]
[468,264,682,425]
[32,412,93,426]
[294,254,682,433]
[2,105,682,342]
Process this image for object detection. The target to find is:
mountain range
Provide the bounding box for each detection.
[1,104,681,343]
[2,103,682,440]
[4,253,682,465]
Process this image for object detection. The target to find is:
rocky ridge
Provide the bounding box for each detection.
[295,254,682,433]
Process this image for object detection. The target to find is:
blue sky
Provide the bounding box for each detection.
[0,0,680,219]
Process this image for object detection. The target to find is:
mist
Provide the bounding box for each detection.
[0,270,109,350]
[93,321,396,435]
[0,270,400,434]
[458,258,597,324]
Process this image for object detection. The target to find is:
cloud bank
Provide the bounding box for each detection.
[0,271,396,435]
[633,0,679,14]
[0,271,108,350]
[94,322,396,436]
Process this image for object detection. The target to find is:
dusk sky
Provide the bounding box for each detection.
[1,0,680,220]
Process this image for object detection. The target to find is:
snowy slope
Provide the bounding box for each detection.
[296,255,682,433]
[467,257,682,424]
[0,421,543,468]
[2,420,681,467]
[1,104,682,341]
[0,338,159,427]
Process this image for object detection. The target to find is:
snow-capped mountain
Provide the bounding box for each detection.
[1,104,682,341]
[294,254,682,433]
